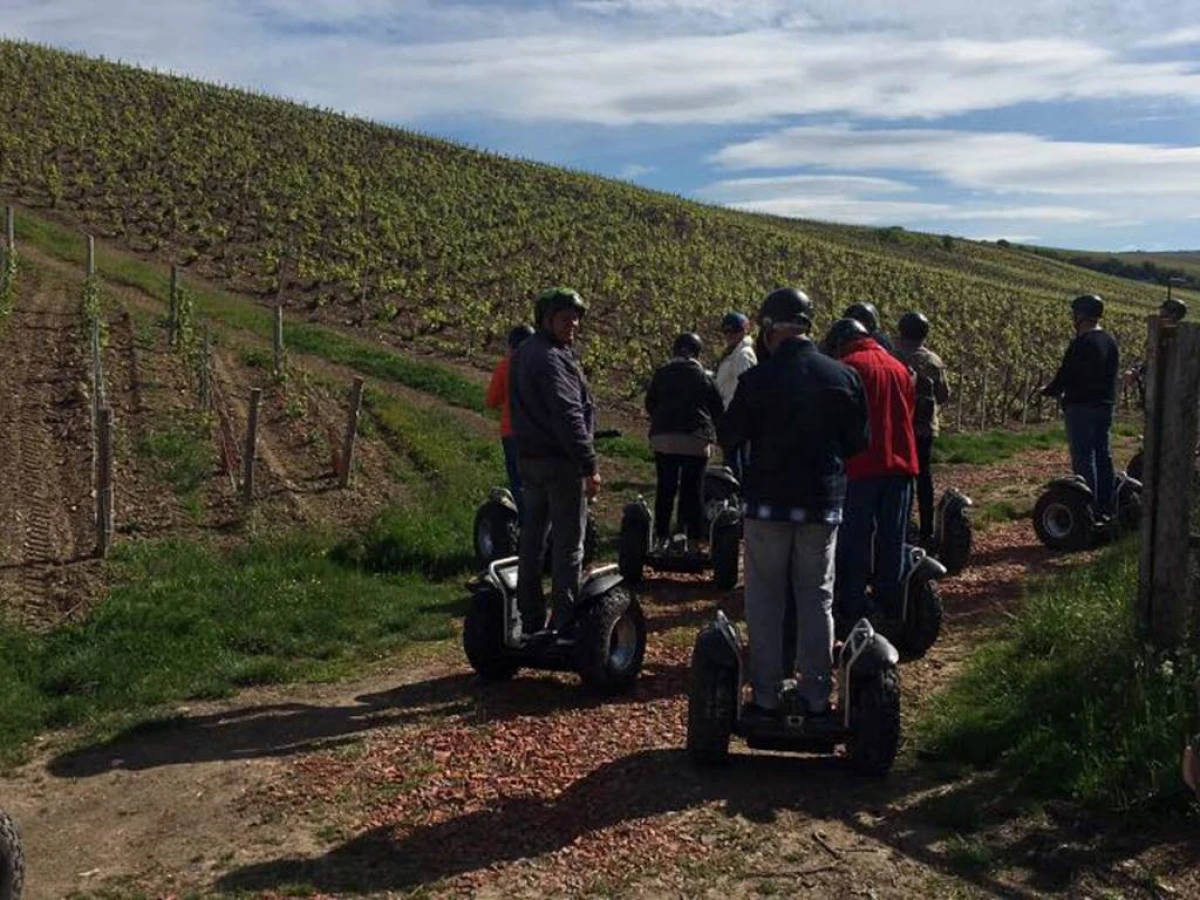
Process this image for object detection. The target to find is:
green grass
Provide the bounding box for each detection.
[934,425,1066,465]
[138,411,212,497]
[0,535,461,762]
[916,541,1200,811]
[595,431,655,464]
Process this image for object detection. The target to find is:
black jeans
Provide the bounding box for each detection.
[915,434,935,541]
[654,453,706,540]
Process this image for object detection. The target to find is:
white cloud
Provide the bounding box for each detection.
[1137,26,1200,48]
[713,126,1200,197]
[618,162,656,179]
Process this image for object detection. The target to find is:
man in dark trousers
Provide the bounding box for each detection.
[826,317,919,625]
[509,287,598,637]
[645,332,725,551]
[893,311,950,547]
[720,288,869,718]
[1041,293,1120,519]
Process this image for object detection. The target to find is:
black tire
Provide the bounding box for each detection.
[618,509,649,584]
[473,500,518,569]
[686,637,737,766]
[898,578,943,662]
[1032,485,1092,552]
[938,511,972,577]
[711,520,740,589]
[846,667,901,776]
[1127,449,1144,483]
[0,809,24,900]
[575,587,646,694]
[462,585,519,681]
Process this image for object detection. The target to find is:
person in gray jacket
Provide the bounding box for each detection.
[509,287,598,637]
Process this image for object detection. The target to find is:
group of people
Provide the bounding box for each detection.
[483,282,1177,719]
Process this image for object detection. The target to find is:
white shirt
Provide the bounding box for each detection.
[714,335,757,408]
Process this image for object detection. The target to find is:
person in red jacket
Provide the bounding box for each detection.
[825,317,919,623]
[486,325,535,514]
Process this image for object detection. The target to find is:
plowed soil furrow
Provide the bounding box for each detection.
[0,267,96,625]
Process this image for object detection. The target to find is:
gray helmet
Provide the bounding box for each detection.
[672,332,703,359]
[843,302,880,333]
[534,287,587,327]
[758,287,814,331]
[507,324,535,349]
[824,317,870,358]
[1071,293,1104,320]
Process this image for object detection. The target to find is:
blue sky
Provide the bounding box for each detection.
[7,0,1200,250]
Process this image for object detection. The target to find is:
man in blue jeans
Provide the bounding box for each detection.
[1041,294,1120,519]
[825,317,919,624]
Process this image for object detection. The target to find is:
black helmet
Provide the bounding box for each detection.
[672,332,703,359]
[534,287,587,327]
[758,287,813,331]
[507,324,535,350]
[1161,297,1187,322]
[897,311,930,342]
[1070,293,1104,320]
[843,302,880,333]
[824,317,870,358]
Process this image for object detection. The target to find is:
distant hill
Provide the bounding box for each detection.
[1021,246,1200,296]
[0,39,1185,410]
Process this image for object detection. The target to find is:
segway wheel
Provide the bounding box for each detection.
[462,584,519,682]
[897,578,943,662]
[711,519,740,590]
[575,586,646,694]
[938,510,972,577]
[1033,485,1092,552]
[0,809,24,900]
[846,668,901,776]
[686,636,737,766]
[473,500,519,569]
[618,506,649,584]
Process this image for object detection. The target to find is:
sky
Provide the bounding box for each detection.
[6,0,1200,250]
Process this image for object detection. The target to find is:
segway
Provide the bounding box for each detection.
[462,556,646,694]
[686,611,901,775]
[0,809,23,900]
[1032,472,1142,552]
[929,488,973,577]
[618,466,742,589]
[472,487,598,570]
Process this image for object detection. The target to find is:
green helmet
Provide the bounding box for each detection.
[534,287,587,327]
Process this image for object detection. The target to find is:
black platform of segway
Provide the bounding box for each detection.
[645,550,711,574]
[738,712,845,754]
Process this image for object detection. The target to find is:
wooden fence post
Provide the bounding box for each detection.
[242,388,262,505]
[339,377,365,488]
[273,305,284,377]
[1138,318,1200,648]
[96,407,114,557]
[168,264,178,347]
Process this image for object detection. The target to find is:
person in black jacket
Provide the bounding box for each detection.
[720,287,870,719]
[645,333,725,549]
[1041,293,1120,518]
[509,287,598,636]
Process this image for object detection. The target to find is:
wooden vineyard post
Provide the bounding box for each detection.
[339,377,365,488]
[954,368,964,431]
[199,329,212,408]
[1,205,12,271]
[168,264,179,347]
[977,369,989,431]
[1020,373,1031,425]
[96,407,114,558]
[273,305,284,377]
[1138,318,1200,649]
[242,388,262,505]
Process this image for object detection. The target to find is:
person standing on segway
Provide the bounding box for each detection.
[843,302,895,353]
[646,333,726,553]
[486,325,535,515]
[713,312,757,481]
[509,288,598,638]
[719,288,870,720]
[893,312,950,548]
[1134,298,1186,408]
[826,318,919,627]
[1040,294,1120,522]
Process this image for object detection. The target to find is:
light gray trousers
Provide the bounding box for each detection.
[743,519,837,711]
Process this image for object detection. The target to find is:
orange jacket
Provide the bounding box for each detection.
[486,352,514,437]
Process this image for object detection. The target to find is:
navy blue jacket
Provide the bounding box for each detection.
[509,331,597,476]
[719,337,869,522]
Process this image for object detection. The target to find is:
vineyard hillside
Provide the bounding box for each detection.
[0,40,1192,408]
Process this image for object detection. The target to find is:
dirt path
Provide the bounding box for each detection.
[0,266,100,628]
[2,470,1158,900]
